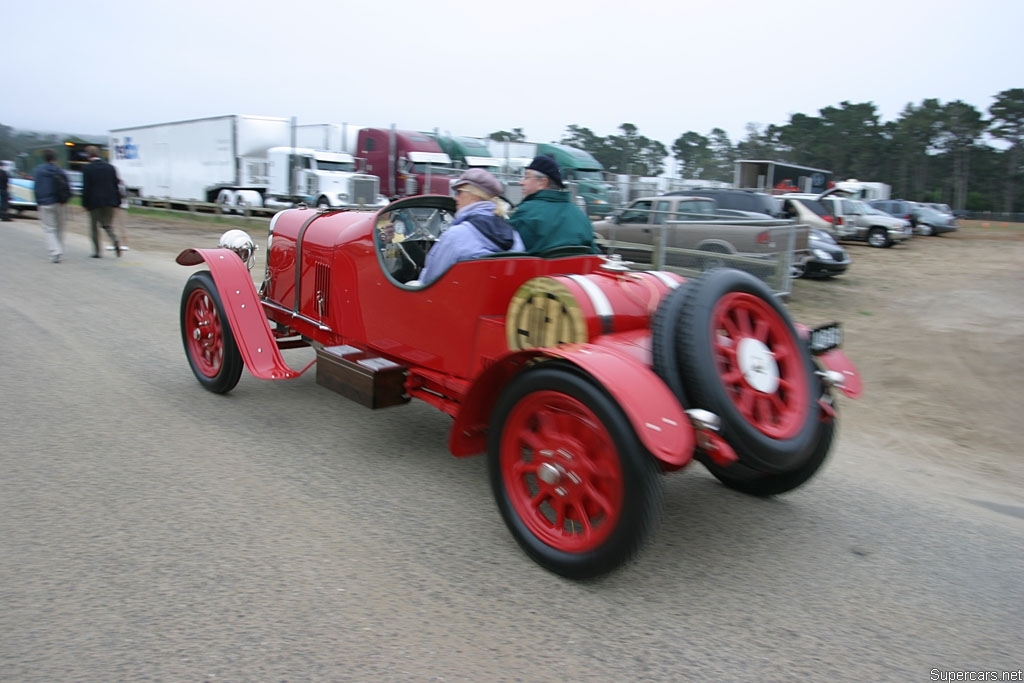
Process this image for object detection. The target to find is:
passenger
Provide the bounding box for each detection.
[416,169,524,285]
[509,154,598,255]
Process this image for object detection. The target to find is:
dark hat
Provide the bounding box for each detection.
[451,168,504,198]
[526,155,564,189]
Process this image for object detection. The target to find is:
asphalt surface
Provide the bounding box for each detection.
[1,219,1021,682]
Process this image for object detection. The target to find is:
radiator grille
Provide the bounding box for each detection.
[314,262,330,319]
[351,175,380,206]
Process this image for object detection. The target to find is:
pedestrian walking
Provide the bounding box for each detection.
[80,146,124,257]
[32,149,72,263]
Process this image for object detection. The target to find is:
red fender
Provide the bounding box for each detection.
[795,323,862,399]
[815,348,862,399]
[450,341,694,469]
[177,248,307,381]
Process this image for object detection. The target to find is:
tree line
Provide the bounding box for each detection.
[5,88,1021,212]
[490,88,1024,213]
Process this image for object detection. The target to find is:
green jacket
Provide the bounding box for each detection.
[509,190,598,255]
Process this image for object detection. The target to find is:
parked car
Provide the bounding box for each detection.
[925,202,954,217]
[795,228,851,279]
[785,192,912,248]
[857,201,916,243]
[867,199,920,226]
[174,194,860,579]
[664,187,782,218]
[913,204,959,236]
[7,177,37,214]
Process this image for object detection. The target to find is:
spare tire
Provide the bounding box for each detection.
[671,269,819,472]
[650,283,691,404]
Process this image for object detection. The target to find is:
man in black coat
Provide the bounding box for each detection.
[81,146,123,257]
[0,165,11,221]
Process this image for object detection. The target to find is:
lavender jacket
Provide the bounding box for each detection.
[418,201,524,284]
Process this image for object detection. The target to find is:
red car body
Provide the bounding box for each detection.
[177,195,861,578]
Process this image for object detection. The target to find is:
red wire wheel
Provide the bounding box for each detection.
[499,390,623,553]
[180,271,243,394]
[488,365,661,579]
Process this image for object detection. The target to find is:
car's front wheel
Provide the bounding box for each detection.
[180,271,243,394]
[867,227,890,248]
[488,365,662,579]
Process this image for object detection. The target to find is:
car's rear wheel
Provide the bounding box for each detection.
[918,222,934,236]
[488,365,662,579]
[180,271,243,394]
[867,227,889,248]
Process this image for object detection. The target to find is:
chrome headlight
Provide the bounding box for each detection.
[218,229,257,270]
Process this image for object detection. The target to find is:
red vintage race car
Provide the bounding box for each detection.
[176,195,862,579]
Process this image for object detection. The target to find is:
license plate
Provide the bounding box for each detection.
[809,322,842,354]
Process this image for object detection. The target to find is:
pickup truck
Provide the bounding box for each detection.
[592,195,811,275]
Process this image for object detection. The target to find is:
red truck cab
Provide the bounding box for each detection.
[356,128,455,199]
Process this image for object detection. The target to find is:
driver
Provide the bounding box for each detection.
[378,218,396,246]
[416,169,524,285]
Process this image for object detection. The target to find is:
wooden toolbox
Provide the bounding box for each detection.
[315,345,409,409]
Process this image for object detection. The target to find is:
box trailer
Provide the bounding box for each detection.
[293,123,365,155]
[110,115,385,211]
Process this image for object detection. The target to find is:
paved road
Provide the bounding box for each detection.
[1,220,1021,682]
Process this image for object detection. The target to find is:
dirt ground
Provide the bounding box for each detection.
[46,206,1024,492]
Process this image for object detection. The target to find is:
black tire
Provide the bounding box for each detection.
[488,364,663,579]
[867,227,889,248]
[316,196,331,210]
[675,269,819,472]
[651,284,691,404]
[699,390,836,496]
[180,271,244,394]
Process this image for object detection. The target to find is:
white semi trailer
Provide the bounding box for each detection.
[293,122,365,155]
[109,115,386,211]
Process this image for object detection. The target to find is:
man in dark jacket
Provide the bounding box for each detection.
[81,146,123,257]
[508,154,597,255]
[32,149,70,263]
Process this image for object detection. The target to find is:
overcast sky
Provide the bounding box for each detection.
[5,0,1021,155]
